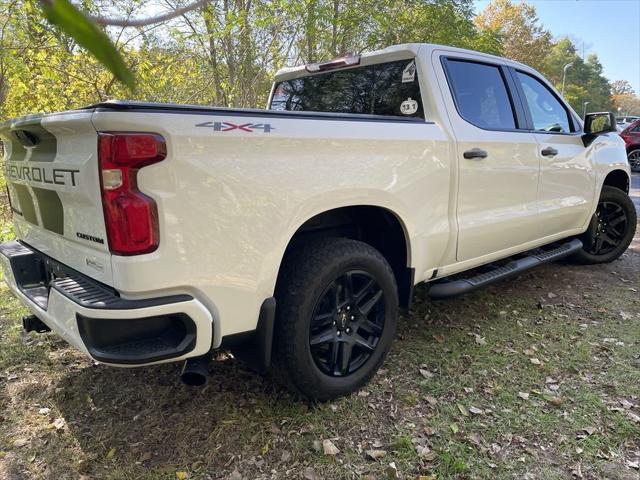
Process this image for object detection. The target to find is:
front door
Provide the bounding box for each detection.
[440,57,541,262]
[512,70,595,236]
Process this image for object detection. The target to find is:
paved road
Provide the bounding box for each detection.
[632,172,640,214]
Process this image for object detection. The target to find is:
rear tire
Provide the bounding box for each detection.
[570,186,637,264]
[273,238,398,401]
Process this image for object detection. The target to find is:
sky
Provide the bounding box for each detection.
[473,0,640,93]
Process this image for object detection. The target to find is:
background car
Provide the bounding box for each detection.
[617,115,640,131]
[620,119,640,172]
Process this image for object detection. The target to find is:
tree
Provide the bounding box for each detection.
[540,37,612,114]
[610,80,635,96]
[474,0,551,71]
[612,94,640,116]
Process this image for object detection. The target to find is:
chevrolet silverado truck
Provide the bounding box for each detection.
[0,44,636,401]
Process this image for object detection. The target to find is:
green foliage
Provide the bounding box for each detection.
[0,0,627,121]
[477,1,614,116]
[39,0,134,89]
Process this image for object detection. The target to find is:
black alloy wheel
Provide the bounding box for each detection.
[571,185,637,264]
[628,149,640,172]
[585,200,629,255]
[273,237,398,401]
[309,271,385,377]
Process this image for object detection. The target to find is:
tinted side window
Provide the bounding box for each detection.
[270,59,424,118]
[445,60,516,130]
[516,72,571,133]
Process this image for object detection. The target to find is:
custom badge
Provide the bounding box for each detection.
[402,60,416,83]
[400,98,418,115]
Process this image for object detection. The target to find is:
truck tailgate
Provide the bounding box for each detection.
[0,111,113,285]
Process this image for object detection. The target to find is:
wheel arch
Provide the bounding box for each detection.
[602,169,630,194]
[276,205,414,309]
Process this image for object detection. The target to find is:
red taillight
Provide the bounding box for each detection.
[305,55,361,73]
[97,132,166,255]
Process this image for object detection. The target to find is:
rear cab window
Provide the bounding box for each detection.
[270,59,424,119]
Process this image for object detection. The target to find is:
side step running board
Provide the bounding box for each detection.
[428,238,583,300]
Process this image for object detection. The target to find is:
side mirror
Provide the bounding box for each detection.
[583,112,616,146]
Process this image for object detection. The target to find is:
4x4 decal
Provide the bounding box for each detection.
[196,121,274,133]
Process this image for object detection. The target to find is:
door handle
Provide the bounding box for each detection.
[463,148,488,160]
[541,147,558,157]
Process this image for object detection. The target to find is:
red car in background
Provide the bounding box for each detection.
[620,119,640,172]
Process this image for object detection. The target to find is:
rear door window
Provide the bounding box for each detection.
[270,59,424,119]
[444,59,516,130]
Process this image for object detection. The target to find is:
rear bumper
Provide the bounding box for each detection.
[0,240,213,366]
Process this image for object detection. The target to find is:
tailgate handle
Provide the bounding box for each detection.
[13,129,39,147]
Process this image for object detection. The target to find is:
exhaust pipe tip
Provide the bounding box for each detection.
[180,355,210,386]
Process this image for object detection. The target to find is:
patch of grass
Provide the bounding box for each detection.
[1,233,639,479]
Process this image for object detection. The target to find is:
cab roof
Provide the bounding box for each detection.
[273,43,535,82]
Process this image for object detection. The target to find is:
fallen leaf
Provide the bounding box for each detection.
[571,462,584,478]
[450,423,459,434]
[140,452,152,462]
[627,411,640,423]
[432,333,445,343]
[419,369,434,379]
[416,445,436,461]
[469,406,484,415]
[457,403,469,417]
[386,462,400,479]
[322,439,340,455]
[280,450,291,462]
[106,448,116,460]
[269,423,281,434]
[582,426,597,436]
[228,470,242,480]
[530,358,542,365]
[175,472,189,480]
[425,395,438,406]
[38,408,51,415]
[13,438,29,448]
[52,418,66,430]
[627,460,639,470]
[473,333,487,346]
[544,395,565,406]
[303,467,319,480]
[467,433,485,448]
[365,449,387,460]
[518,392,530,400]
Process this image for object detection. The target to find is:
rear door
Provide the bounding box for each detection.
[510,69,594,235]
[1,111,113,285]
[438,56,541,262]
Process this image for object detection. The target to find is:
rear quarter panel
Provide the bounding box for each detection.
[90,110,451,343]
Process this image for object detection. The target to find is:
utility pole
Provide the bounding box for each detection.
[561,63,573,97]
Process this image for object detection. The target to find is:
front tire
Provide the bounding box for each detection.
[273,238,398,401]
[571,186,637,264]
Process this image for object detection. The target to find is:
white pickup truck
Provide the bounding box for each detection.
[0,44,636,400]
